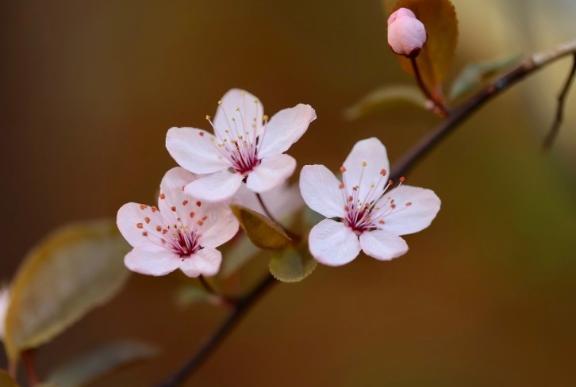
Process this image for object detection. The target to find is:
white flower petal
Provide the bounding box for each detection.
[342,138,390,203]
[308,219,360,266]
[213,89,264,139]
[117,202,164,248]
[359,230,408,261]
[180,248,222,277]
[166,127,228,174]
[258,104,316,158]
[185,170,243,202]
[299,165,345,218]
[124,247,180,276]
[376,185,441,235]
[157,167,207,227]
[246,154,296,193]
[199,205,240,248]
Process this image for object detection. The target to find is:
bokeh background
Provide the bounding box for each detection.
[2,0,576,386]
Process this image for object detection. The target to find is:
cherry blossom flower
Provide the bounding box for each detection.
[166,89,316,202]
[0,286,9,340]
[299,138,440,266]
[387,8,427,57]
[117,167,239,277]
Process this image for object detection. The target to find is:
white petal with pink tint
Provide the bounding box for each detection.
[124,248,180,276]
[342,138,390,203]
[117,203,163,248]
[300,137,440,267]
[387,7,427,57]
[199,205,239,248]
[185,170,244,202]
[359,230,408,261]
[246,154,296,193]
[165,89,315,197]
[180,248,222,277]
[0,286,10,340]
[117,167,240,278]
[165,127,226,174]
[258,104,316,158]
[377,185,441,236]
[308,219,361,266]
[213,89,263,139]
[299,165,345,219]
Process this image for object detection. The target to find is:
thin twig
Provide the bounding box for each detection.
[409,57,450,117]
[158,38,576,387]
[393,39,576,179]
[542,53,576,150]
[256,193,297,241]
[158,273,277,387]
[22,349,40,387]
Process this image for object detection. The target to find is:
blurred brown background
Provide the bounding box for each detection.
[2,0,576,386]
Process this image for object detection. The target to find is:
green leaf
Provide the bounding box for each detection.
[0,370,19,387]
[47,341,157,387]
[345,85,428,120]
[269,247,317,283]
[449,55,520,100]
[230,205,291,250]
[391,0,459,101]
[4,220,130,362]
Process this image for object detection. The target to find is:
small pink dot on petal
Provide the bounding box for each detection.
[136,223,143,229]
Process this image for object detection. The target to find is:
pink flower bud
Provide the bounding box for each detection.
[387,8,427,57]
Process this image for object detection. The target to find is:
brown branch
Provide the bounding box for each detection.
[542,53,576,150]
[157,38,576,387]
[158,273,277,387]
[393,39,576,179]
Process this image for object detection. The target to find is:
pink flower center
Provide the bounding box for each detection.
[224,137,261,174]
[206,103,266,175]
[170,229,201,258]
[340,164,398,235]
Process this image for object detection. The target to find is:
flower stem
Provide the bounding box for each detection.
[255,193,296,240]
[198,275,238,308]
[157,273,277,387]
[22,349,40,387]
[409,57,450,117]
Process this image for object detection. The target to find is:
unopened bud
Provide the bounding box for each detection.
[387,8,427,58]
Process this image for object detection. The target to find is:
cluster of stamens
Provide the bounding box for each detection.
[340,162,411,235]
[171,229,201,258]
[205,98,269,175]
[136,196,210,259]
